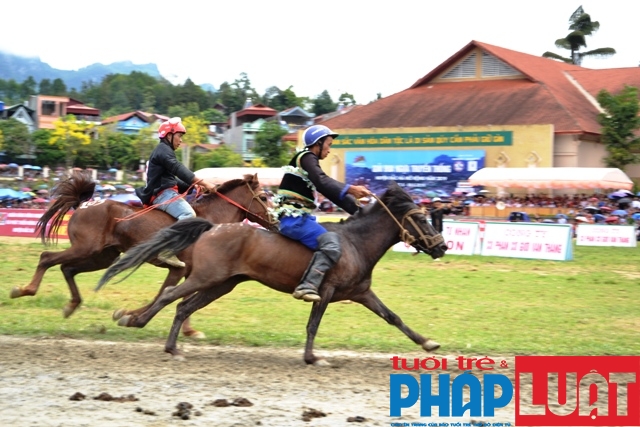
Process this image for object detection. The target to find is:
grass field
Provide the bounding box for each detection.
[0,237,638,356]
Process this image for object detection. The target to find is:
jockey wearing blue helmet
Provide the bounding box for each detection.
[274,124,370,302]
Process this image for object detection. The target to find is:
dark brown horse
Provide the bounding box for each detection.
[98,182,448,365]
[11,171,272,337]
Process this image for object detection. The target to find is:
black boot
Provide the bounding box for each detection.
[293,232,342,302]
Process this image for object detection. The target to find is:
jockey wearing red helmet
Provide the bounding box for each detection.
[135,117,216,267]
[274,125,370,302]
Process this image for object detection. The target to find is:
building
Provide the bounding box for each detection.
[317,40,640,195]
[0,102,37,133]
[27,95,100,129]
[101,111,154,134]
[224,101,277,162]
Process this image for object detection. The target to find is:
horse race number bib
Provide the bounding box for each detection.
[79,199,107,209]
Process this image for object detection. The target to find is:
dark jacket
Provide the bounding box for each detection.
[136,139,195,205]
[278,150,359,215]
[429,206,450,233]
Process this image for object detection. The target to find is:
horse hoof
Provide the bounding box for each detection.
[9,286,23,299]
[117,315,131,327]
[112,308,126,321]
[62,305,76,318]
[422,339,441,352]
[313,359,331,367]
[184,331,206,340]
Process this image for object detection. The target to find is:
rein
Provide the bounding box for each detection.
[371,194,444,253]
[215,184,279,231]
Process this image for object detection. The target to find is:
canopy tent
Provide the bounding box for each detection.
[468,167,633,190]
[195,167,284,187]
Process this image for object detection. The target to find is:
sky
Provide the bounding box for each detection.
[2,0,639,104]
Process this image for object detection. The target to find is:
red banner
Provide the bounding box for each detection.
[0,209,69,239]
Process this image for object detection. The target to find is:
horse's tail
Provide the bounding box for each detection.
[36,171,95,245]
[96,217,215,290]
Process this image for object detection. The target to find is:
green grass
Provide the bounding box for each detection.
[1,239,639,355]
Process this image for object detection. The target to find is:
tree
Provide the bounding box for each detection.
[20,76,37,99]
[180,116,209,169]
[193,144,243,169]
[0,118,32,161]
[33,129,65,167]
[596,85,640,170]
[338,92,357,106]
[96,124,137,169]
[132,126,157,169]
[254,120,290,167]
[51,78,67,96]
[542,6,616,65]
[218,73,258,113]
[312,90,337,116]
[38,78,52,95]
[50,115,92,167]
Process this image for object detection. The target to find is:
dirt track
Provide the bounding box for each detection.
[0,335,524,427]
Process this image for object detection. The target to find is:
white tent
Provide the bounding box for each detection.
[468,167,633,190]
[195,167,284,186]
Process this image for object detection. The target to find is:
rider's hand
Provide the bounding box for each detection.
[200,180,217,193]
[348,185,371,199]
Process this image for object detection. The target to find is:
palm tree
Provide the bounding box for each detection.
[542,6,616,65]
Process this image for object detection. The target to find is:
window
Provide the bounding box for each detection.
[481,52,520,77]
[442,53,477,79]
[41,101,56,116]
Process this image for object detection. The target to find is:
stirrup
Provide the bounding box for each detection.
[157,252,185,268]
[292,286,321,302]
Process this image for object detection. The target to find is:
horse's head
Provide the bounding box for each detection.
[378,182,448,259]
[195,174,276,230]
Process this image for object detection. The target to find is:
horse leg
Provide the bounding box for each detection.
[113,267,183,318]
[59,248,120,318]
[351,289,440,352]
[11,248,78,298]
[164,281,238,359]
[116,275,210,328]
[302,287,335,366]
[111,267,204,339]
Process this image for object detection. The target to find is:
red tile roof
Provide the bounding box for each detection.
[322,40,640,137]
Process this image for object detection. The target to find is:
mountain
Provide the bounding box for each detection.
[0,51,215,92]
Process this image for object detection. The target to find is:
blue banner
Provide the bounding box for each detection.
[345,150,485,197]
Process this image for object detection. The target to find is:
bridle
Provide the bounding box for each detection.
[372,195,444,253]
[214,183,279,231]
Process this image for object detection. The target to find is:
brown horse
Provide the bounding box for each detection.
[11,171,272,337]
[98,182,448,365]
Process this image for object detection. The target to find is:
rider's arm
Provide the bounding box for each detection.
[299,153,361,214]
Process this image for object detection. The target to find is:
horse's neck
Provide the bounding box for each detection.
[342,207,402,264]
[193,196,244,223]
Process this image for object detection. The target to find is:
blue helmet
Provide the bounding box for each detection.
[303,125,339,147]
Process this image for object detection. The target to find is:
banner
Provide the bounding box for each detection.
[345,149,485,195]
[481,222,573,261]
[576,224,637,247]
[393,220,479,256]
[0,209,68,239]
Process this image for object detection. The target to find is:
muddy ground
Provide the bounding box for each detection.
[0,335,530,427]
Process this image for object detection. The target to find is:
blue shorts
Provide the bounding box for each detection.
[278,214,327,250]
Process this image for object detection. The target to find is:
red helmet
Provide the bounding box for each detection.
[158,117,186,138]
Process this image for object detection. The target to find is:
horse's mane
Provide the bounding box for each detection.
[192,174,259,207]
[337,182,417,226]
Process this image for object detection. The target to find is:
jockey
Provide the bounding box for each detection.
[136,117,216,267]
[274,125,370,302]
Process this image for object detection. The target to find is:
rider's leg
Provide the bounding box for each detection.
[293,231,342,302]
[154,191,195,268]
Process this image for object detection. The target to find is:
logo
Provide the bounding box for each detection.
[453,161,465,172]
[515,356,639,426]
[389,356,640,426]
